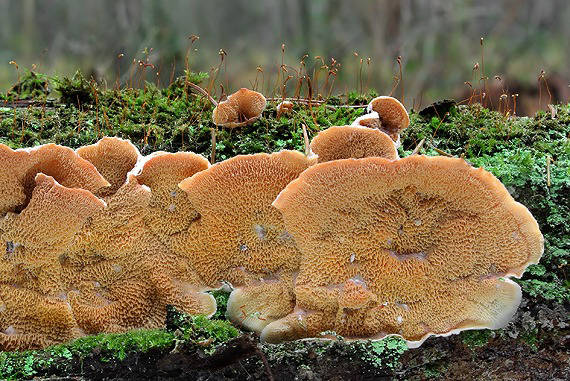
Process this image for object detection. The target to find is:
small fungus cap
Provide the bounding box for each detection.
[351,111,381,129]
[276,101,294,118]
[266,155,543,345]
[309,125,398,163]
[367,96,410,140]
[212,88,266,128]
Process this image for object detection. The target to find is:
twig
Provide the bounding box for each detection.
[187,82,218,106]
[546,155,551,187]
[302,123,310,156]
[433,147,454,157]
[411,138,425,155]
[266,97,366,109]
[210,127,217,164]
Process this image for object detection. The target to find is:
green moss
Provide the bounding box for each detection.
[362,336,408,370]
[0,329,174,379]
[165,305,239,354]
[208,288,231,320]
[0,309,239,380]
[460,329,494,350]
[519,328,540,351]
[53,70,95,106]
[1,70,50,101]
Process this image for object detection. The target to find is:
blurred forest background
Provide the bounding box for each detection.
[0,0,569,114]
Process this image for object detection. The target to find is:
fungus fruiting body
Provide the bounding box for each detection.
[76,137,140,196]
[310,125,398,163]
[0,130,544,351]
[263,156,543,346]
[0,143,109,214]
[276,101,294,118]
[177,150,315,331]
[135,151,209,242]
[365,96,410,144]
[212,88,266,128]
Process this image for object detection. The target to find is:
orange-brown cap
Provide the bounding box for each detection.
[309,126,398,163]
[77,137,140,196]
[0,174,105,252]
[212,88,266,128]
[276,101,294,118]
[176,151,314,331]
[351,111,382,130]
[367,96,409,142]
[263,155,543,345]
[177,150,313,284]
[136,152,209,240]
[68,259,216,334]
[0,143,109,214]
[225,275,297,333]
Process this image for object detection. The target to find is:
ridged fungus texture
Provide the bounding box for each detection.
[0,143,109,214]
[310,126,398,163]
[65,175,216,334]
[136,152,209,243]
[0,174,105,295]
[77,137,140,197]
[177,151,314,331]
[212,88,266,128]
[367,96,410,142]
[262,155,543,346]
[0,146,215,350]
[0,286,81,351]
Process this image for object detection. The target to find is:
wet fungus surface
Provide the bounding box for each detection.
[263,155,543,346]
[0,143,109,214]
[0,111,545,352]
[76,137,140,197]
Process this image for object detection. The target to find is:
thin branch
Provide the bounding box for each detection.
[411,138,425,155]
[302,123,310,156]
[266,97,367,109]
[187,82,218,106]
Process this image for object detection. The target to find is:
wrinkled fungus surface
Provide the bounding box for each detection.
[212,88,266,128]
[263,156,543,346]
[177,151,314,332]
[310,125,398,162]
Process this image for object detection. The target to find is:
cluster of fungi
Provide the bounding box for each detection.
[0,89,543,351]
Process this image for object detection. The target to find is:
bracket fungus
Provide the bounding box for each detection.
[64,174,216,334]
[76,137,140,197]
[177,151,314,332]
[135,151,209,242]
[0,143,109,214]
[212,88,266,128]
[0,174,105,295]
[0,286,81,351]
[310,126,398,163]
[262,155,543,346]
